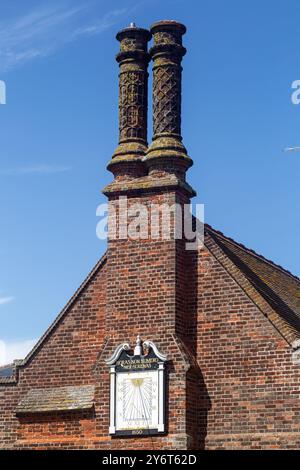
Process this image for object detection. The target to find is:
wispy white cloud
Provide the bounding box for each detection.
[0,338,37,366]
[0,296,14,306]
[0,3,127,73]
[0,164,71,175]
[70,8,127,38]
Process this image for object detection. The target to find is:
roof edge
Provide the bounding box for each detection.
[204,231,298,346]
[205,224,300,284]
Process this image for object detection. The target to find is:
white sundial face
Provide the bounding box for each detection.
[115,370,159,431]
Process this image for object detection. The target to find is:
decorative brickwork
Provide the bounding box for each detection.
[108,25,151,179]
[151,28,185,138]
[119,70,147,141]
[146,21,192,175]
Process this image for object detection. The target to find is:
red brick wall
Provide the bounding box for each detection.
[1,221,300,449]
[194,244,300,450]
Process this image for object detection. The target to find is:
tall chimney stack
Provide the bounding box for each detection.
[107,24,151,179]
[102,21,198,450]
[146,21,193,180]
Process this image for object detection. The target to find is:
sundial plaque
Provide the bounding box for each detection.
[106,336,167,436]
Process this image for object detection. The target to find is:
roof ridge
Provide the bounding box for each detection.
[205,223,300,284]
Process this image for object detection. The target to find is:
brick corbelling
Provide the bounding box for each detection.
[103,175,196,199]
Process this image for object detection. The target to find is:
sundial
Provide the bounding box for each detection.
[106,336,167,436]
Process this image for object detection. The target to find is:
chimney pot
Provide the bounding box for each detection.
[146,20,193,178]
[108,25,151,179]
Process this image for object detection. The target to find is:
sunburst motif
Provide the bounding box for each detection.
[115,370,159,431]
[131,378,144,387]
[123,376,153,423]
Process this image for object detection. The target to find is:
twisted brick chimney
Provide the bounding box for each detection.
[107,24,151,180]
[104,20,195,196]
[146,21,193,180]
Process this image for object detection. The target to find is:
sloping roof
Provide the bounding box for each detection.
[205,225,300,345]
[0,365,14,378]
[16,385,95,414]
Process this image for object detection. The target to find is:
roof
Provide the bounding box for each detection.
[0,365,14,378]
[16,385,95,414]
[205,225,300,345]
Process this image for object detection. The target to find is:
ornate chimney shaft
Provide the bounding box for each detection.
[105,20,194,198]
[108,24,151,179]
[146,21,192,177]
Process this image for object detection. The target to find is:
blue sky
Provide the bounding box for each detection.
[0,0,300,363]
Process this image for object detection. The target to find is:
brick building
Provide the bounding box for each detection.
[1,21,300,450]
